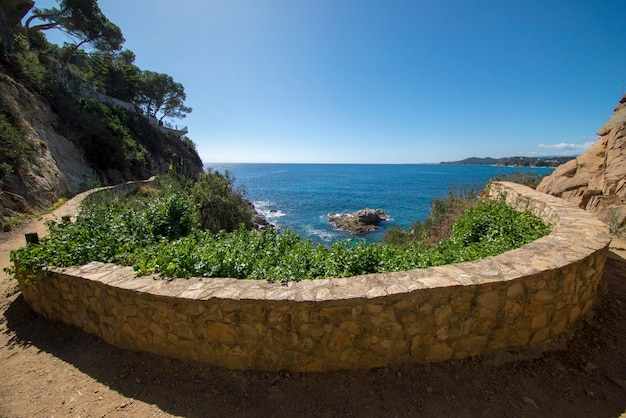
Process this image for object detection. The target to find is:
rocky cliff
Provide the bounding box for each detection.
[537,94,626,228]
[0,69,203,230]
[0,0,33,46]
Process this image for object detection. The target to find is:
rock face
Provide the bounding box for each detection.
[329,208,389,234]
[0,0,32,27]
[0,0,33,47]
[0,73,94,223]
[537,94,626,227]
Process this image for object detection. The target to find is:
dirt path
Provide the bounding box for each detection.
[1,194,625,417]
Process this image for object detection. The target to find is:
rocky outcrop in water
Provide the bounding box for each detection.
[329,208,389,234]
[537,94,626,228]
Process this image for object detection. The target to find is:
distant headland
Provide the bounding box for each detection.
[439,156,575,168]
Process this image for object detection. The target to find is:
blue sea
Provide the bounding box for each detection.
[205,164,553,245]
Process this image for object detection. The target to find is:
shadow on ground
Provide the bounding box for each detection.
[3,257,626,417]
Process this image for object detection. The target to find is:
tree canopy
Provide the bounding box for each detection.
[86,49,140,102]
[136,70,192,121]
[24,0,124,64]
[13,0,191,124]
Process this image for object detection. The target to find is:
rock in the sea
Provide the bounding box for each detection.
[243,199,273,230]
[329,208,389,234]
[251,212,272,230]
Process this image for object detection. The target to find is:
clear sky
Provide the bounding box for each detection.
[30,0,626,163]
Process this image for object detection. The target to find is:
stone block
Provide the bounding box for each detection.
[425,343,453,362]
[476,290,502,312]
[530,328,550,344]
[206,322,237,344]
[456,335,488,356]
[531,312,548,329]
[508,329,530,346]
[569,306,582,325]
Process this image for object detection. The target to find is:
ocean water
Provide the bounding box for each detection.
[205,163,553,245]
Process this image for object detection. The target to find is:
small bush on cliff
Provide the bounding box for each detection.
[0,109,38,180]
[55,98,149,178]
[3,34,49,88]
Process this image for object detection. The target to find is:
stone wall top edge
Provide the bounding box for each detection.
[45,182,610,303]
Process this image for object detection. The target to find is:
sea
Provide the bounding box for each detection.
[204,163,554,245]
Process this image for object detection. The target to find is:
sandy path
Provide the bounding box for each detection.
[0,186,93,277]
[1,195,625,417]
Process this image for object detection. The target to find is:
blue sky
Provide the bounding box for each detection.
[30,0,626,163]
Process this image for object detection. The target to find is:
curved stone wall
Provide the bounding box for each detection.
[17,182,611,371]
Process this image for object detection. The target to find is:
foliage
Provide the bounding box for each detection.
[490,170,548,189]
[25,0,124,66]
[434,198,551,264]
[607,214,626,238]
[4,34,49,86]
[191,170,253,233]
[135,70,192,121]
[58,98,148,176]
[10,177,551,283]
[381,186,478,247]
[180,135,197,152]
[0,100,38,180]
[85,50,140,102]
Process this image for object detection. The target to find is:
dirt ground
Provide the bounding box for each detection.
[1,200,625,417]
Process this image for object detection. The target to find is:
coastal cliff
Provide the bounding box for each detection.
[537,94,626,228]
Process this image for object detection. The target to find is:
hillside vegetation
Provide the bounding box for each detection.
[0,1,203,229]
[440,156,575,167]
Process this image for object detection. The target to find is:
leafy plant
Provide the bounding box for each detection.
[0,108,38,178]
[382,186,478,247]
[10,179,551,283]
[191,170,253,233]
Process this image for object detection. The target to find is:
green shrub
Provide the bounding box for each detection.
[490,170,547,189]
[434,198,551,264]
[10,184,551,283]
[191,170,253,233]
[6,34,48,87]
[63,98,148,177]
[142,193,194,240]
[382,186,478,247]
[0,110,38,178]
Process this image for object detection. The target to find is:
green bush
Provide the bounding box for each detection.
[10,182,551,283]
[191,170,253,233]
[60,98,148,177]
[0,110,38,178]
[381,186,478,247]
[434,198,551,264]
[490,170,548,189]
[5,34,48,87]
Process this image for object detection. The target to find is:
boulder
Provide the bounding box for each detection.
[0,0,34,47]
[537,93,626,228]
[329,208,389,234]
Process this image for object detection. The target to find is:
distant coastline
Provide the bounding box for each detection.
[439,156,575,168]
